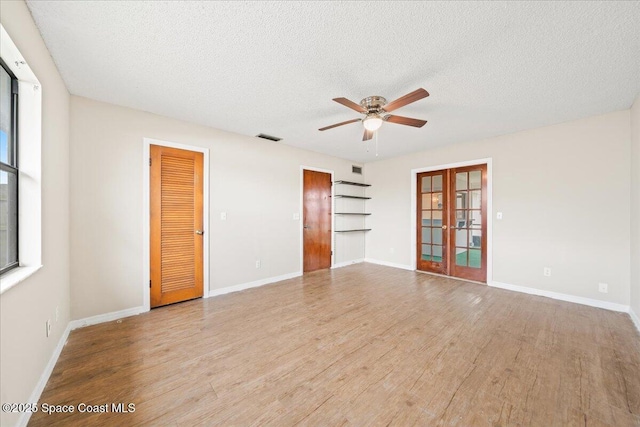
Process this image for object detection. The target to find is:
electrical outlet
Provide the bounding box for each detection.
[496,212,503,219]
[543,267,551,277]
[256,260,261,269]
[598,283,608,293]
[220,212,227,220]
[46,320,51,337]
[293,213,300,220]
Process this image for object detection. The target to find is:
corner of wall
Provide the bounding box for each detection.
[630,92,640,321]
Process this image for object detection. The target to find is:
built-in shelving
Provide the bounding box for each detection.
[335,195,371,200]
[334,180,371,187]
[334,181,371,235]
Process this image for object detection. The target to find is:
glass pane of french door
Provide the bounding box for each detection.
[417,170,446,274]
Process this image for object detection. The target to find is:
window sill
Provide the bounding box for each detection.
[0,265,43,294]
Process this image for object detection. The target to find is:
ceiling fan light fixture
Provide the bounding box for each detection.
[363,115,383,131]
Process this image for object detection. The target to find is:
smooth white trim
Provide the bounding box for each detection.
[410,158,493,282]
[0,265,42,294]
[0,25,39,84]
[489,280,630,312]
[630,308,640,334]
[208,271,302,297]
[364,258,414,271]
[69,306,146,330]
[332,259,365,269]
[299,166,335,273]
[142,138,211,311]
[17,323,72,427]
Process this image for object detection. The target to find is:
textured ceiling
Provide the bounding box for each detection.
[25,1,640,162]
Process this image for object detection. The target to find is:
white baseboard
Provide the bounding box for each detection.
[630,308,640,334]
[364,258,414,271]
[489,281,630,313]
[69,306,147,330]
[17,323,72,427]
[208,271,302,298]
[331,259,364,269]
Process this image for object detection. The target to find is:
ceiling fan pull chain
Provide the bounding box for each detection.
[375,131,379,157]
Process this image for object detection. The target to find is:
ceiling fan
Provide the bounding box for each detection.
[319,88,429,141]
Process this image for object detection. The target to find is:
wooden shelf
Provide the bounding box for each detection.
[335,195,371,200]
[335,213,371,215]
[334,180,371,187]
[335,229,372,233]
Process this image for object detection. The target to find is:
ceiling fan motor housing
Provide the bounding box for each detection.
[360,96,388,117]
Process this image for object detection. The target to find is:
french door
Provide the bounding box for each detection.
[417,164,487,282]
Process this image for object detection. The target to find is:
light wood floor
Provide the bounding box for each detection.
[29,264,640,426]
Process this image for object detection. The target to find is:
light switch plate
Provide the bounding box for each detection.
[220,212,227,220]
[496,212,503,219]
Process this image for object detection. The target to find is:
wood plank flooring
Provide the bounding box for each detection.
[29,264,640,426]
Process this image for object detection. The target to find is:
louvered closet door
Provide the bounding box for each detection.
[150,145,204,308]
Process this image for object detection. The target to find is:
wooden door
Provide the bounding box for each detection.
[150,145,204,308]
[303,170,332,272]
[416,164,488,282]
[448,164,487,282]
[417,170,448,274]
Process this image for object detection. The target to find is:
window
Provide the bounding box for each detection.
[0,59,18,274]
[0,24,42,292]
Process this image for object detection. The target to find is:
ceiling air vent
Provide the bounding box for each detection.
[352,165,363,175]
[256,133,282,142]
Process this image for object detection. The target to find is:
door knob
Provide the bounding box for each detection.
[442,225,448,230]
[304,225,310,229]
[195,230,204,235]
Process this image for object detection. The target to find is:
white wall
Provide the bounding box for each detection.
[70,96,364,319]
[366,111,631,306]
[631,93,640,321]
[0,2,70,426]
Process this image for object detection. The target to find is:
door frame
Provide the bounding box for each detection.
[299,166,335,273]
[410,158,493,283]
[142,137,210,312]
